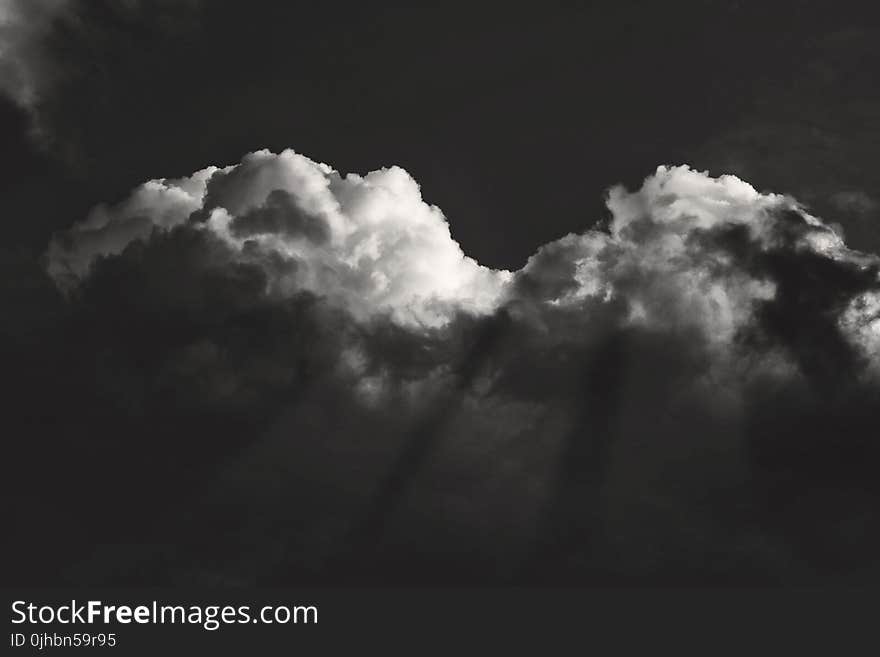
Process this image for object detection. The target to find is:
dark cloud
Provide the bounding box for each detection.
[9,153,880,587]
[0,0,202,152]
[0,0,70,114]
[5,0,880,589]
[230,189,331,243]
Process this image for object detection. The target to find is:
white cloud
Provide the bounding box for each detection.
[46,165,221,285]
[47,156,880,371]
[515,165,879,366]
[841,290,880,377]
[48,149,512,328]
[518,166,785,340]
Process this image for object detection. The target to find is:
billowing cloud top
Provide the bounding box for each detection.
[47,151,880,375]
[518,166,880,370]
[48,149,511,328]
[34,148,880,584]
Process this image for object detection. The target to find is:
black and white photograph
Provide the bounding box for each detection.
[3,0,880,648]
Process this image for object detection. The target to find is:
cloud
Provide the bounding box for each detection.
[33,153,880,584]
[0,0,201,148]
[512,166,880,383]
[0,0,69,109]
[52,156,880,365]
[49,149,511,329]
[688,26,880,257]
[47,165,221,283]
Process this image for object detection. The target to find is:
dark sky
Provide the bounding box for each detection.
[3,0,876,266]
[5,0,880,587]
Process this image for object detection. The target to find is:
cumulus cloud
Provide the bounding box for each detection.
[514,166,880,380]
[49,149,511,328]
[47,165,221,283]
[35,152,880,585]
[49,154,880,374]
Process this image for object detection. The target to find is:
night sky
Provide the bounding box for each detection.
[4,0,880,586]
